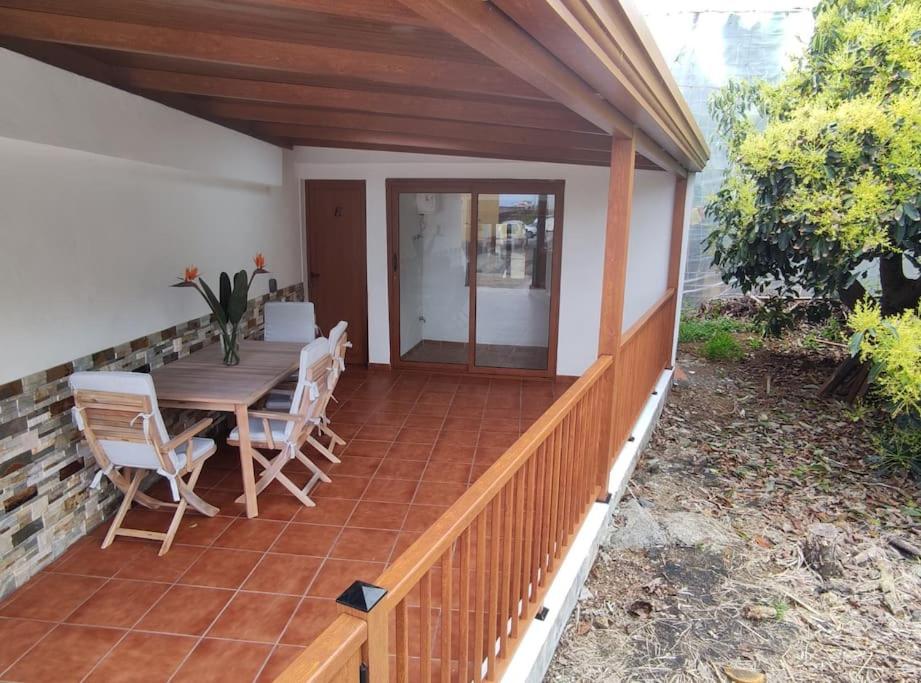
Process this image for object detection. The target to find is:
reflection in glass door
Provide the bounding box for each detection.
[475,194,555,370]
[397,192,472,365]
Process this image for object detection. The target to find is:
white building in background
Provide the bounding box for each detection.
[642,0,819,306]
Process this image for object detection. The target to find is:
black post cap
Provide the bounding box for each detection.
[337,580,387,613]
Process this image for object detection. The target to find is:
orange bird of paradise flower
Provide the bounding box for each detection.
[253,253,266,270]
[184,266,199,282]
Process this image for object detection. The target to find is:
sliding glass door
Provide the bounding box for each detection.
[388,180,563,376]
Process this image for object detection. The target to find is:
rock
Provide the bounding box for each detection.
[579,587,593,601]
[660,511,735,548]
[743,604,776,621]
[803,522,843,578]
[722,666,766,683]
[605,499,667,550]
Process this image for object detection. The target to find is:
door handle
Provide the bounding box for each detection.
[392,254,398,273]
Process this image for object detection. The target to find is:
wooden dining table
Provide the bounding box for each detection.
[151,339,304,518]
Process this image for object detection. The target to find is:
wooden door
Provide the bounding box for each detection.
[306,180,368,365]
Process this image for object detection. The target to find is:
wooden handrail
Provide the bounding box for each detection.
[275,614,367,683]
[621,288,675,348]
[374,354,613,609]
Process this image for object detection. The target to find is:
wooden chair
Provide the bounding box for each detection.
[69,371,219,556]
[227,338,339,507]
[266,320,351,452]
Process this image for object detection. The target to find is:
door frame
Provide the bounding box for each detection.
[385,178,565,378]
[305,179,369,365]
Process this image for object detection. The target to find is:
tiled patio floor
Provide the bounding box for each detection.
[0,368,573,683]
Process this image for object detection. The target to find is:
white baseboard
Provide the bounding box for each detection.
[501,367,674,682]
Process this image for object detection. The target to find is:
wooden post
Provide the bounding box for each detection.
[336,581,389,681]
[665,176,689,368]
[597,135,637,475]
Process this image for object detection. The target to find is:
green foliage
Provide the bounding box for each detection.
[748,337,765,351]
[753,297,796,337]
[802,333,821,351]
[820,317,845,342]
[679,315,748,343]
[702,331,744,361]
[848,299,921,415]
[706,0,921,308]
[873,418,921,477]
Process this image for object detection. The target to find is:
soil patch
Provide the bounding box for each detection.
[547,343,921,682]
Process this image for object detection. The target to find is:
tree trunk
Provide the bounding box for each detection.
[879,255,921,315]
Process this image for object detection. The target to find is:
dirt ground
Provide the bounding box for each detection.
[547,341,921,682]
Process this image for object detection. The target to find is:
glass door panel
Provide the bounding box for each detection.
[398,192,472,365]
[474,193,555,370]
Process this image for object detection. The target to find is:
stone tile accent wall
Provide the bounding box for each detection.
[0,283,304,598]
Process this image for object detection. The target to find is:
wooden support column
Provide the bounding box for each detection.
[597,134,636,476]
[665,176,689,367]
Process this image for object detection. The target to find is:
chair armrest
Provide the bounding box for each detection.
[163,418,213,452]
[248,410,299,422]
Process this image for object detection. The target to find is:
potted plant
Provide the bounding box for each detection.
[173,254,269,365]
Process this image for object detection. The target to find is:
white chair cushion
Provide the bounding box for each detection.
[172,437,217,470]
[229,418,289,444]
[264,391,293,411]
[328,321,347,358]
[264,302,317,343]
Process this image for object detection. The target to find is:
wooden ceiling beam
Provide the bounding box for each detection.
[0,6,547,100]
[254,123,613,165]
[395,0,633,137]
[185,0,434,28]
[189,100,611,151]
[113,68,604,133]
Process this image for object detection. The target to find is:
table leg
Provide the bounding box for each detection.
[234,404,259,518]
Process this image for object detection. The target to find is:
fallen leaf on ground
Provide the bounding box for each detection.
[723,666,766,683]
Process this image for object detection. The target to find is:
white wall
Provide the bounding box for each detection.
[295,147,611,376]
[622,170,678,330]
[0,51,302,384]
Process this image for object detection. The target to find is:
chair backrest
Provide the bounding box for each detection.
[264,302,317,343]
[287,338,334,439]
[327,321,349,364]
[69,371,172,472]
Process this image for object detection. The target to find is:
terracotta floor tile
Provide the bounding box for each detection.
[386,442,433,461]
[243,553,322,595]
[330,528,398,562]
[279,598,338,645]
[362,477,419,504]
[311,475,370,500]
[243,494,301,521]
[307,559,385,599]
[480,417,521,434]
[392,531,424,558]
[474,446,507,466]
[348,500,410,530]
[213,518,286,552]
[207,591,299,642]
[0,618,54,671]
[0,573,104,621]
[179,548,262,589]
[436,429,479,447]
[414,481,468,507]
[330,455,383,478]
[342,439,390,458]
[354,424,401,442]
[116,544,204,583]
[477,430,519,449]
[374,458,427,480]
[292,498,356,526]
[452,395,487,409]
[173,514,234,546]
[66,579,168,628]
[403,414,446,430]
[328,409,367,426]
[363,411,407,427]
[5,624,123,682]
[442,416,481,431]
[395,427,440,445]
[429,444,476,463]
[402,505,451,533]
[257,644,303,682]
[411,403,449,417]
[203,489,247,517]
[136,585,232,636]
[446,404,483,418]
[422,462,472,484]
[172,638,272,683]
[51,542,140,578]
[418,390,454,405]
[270,523,342,557]
[85,632,196,683]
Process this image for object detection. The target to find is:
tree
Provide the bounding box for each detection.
[706,0,921,319]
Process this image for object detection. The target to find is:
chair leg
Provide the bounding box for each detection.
[102,468,143,549]
[234,450,317,508]
[307,435,341,464]
[160,460,213,556]
[295,448,332,484]
[320,423,347,447]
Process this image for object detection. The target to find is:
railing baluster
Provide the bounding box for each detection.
[530,442,546,598]
[546,426,561,573]
[440,548,452,683]
[499,480,513,656]
[510,467,525,639]
[486,494,501,679]
[522,457,536,615]
[474,513,487,683]
[458,528,471,683]
[421,571,432,681]
[395,599,409,683]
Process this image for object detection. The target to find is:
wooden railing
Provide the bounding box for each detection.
[612,289,677,449]
[278,355,615,682]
